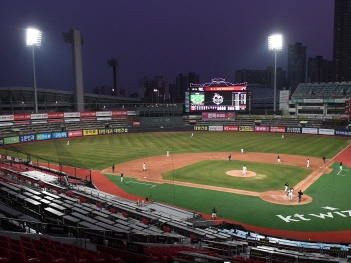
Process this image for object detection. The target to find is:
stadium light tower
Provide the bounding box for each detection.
[26,27,42,113]
[268,34,282,113]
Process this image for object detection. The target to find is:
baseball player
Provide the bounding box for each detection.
[166,151,170,157]
[67,140,70,146]
[340,161,343,172]
[242,165,247,175]
[143,162,146,172]
[191,133,194,137]
[228,154,231,161]
[281,134,284,139]
[277,155,281,163]
[298,190,304,203]
[284,182,289,192]
[120,173,124,183]
[288,188,294,201]
[307,159,310,168]
[241,148,244,154]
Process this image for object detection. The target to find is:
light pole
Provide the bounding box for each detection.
[26,28,42,113]
[268,34,282,113]
[153,89,159,103]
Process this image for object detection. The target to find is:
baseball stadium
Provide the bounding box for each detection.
[1,81,351,262]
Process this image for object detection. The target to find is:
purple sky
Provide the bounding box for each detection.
[0,0,334,94]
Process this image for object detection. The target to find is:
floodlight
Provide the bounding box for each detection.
[268,34,282,51]
[26,28,42,47]
[26,27,42,113]
[268,34,283,113]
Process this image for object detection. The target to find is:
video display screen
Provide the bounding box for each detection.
[187,83,249,112]
[190,92,205,106]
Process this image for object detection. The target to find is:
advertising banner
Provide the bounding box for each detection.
[286,127,301,133]
[193,126,208,131]
[81,117,96,122]
[302,128,318,134]
[80,111,96,117]
[113,128,128,133]
[112,110,128,116]
[0,138,3,145]
[0,115,14,122]
[68,130,83,137]
[335,130,351,137]
[209,126,224,131]
[4,136,20,145]
[254,126,270,132]
[19,134,36,143]
[14,113,31,121]
[239,126,254,132]
[64,112,80,118]
[36,133,52,141]
[318,129,335,136]
[31,113,48,120]
[52,131,68,139]
[48,119,64,123]
[83,129,99,136]
[48,112,64,119]
[202,112,235,120]
[96,111,112,117]
[14,121,31,125]
[0,122,13,127]
[224,126,239,131]
[270,126,286,133]
[99,129,115,135]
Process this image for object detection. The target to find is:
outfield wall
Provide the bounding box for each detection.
[1,124,351,147]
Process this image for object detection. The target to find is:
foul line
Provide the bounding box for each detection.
[125,181,157,188]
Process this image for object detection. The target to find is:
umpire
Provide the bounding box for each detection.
[298,190,304,203]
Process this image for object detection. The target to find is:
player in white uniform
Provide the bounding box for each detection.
[143,163,146,171]
[242,165,247,175]
[288,188,294,201]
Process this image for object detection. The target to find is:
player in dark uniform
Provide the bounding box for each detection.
[298,190,303,203]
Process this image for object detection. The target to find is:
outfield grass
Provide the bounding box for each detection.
[2,132,351,233]
[3,132,350,170]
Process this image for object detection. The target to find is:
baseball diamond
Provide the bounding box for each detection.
[4,130,351,244]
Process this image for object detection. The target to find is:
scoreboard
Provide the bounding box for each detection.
[185,79,250,112]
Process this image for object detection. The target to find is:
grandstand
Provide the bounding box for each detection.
[289,81,351,117]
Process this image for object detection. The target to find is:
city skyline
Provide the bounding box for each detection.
[0,1,334,95]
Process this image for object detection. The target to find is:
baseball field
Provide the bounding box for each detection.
[4,131,351,242]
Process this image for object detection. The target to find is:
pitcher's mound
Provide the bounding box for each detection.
[226,170,257,177]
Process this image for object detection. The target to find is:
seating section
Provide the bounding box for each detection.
[0,235,123,263]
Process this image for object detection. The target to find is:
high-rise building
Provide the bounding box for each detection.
[333,0,351,82]
[307,56,333,83]
[287,42,306,93]
[139,76,169,103]
[175,72,199,102]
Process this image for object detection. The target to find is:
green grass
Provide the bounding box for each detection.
[3,132,349,170]
[2,131,351,233]
[162,160,309,192]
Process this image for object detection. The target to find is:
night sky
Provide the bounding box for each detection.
[0,1,334,95]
